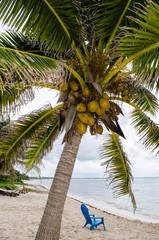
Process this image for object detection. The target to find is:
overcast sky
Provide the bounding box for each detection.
[0,21,159,179]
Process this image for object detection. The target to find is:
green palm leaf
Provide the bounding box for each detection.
[0,104,62,162]
[21,116,59,173]
[101,1,159,87]
[132,50,159,91]
[0,0,80,50]
[131,109,159,154]
[100,132,136,211]
[118,1,159,90]
[119,0,159,55]
[128,84,159,115]
[0,32,57,87]
[94,0,148,40]
[94,0,132,52]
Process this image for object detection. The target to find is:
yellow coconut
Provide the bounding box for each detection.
[96,107,105,116]
[78,112,90,125]
[87,112,95,126]
[95,125,103,134]
[60,82,69,91]
[99,98,110,110]
[75,120,87,134]
[77,103,86,112]
[78,112,95,126]
[83,87,92,97]
[87,100,99,112]
[69,81,78,91]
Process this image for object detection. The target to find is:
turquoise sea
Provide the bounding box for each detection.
[30,177,159,223]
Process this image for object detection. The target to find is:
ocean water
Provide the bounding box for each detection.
[30,177,159,223]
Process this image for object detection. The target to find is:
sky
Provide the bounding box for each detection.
[0,21,159,179]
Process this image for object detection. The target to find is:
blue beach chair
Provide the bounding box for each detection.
[81,204,106,231]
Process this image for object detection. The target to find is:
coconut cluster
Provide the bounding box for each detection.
[59,80,114,135]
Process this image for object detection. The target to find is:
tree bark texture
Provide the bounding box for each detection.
[35,129,82,240]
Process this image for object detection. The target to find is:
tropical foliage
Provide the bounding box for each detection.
[0,0,159,239]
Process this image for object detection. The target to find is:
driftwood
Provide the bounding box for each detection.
[0,186,29,197]
[0,189,19,197]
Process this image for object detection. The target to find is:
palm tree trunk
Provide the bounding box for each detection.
[35,129,82,240]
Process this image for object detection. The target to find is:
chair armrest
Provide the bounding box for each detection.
[90,214,95,217]
[92,217,104,220]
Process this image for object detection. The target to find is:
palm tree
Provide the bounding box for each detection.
[0,1,159,240]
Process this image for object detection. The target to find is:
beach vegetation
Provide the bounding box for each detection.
[0,1,159,239]
[0,170,29,190]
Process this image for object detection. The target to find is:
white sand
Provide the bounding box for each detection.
[0,186,159,240]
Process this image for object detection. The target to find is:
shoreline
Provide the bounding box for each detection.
[26,180,159,224]
[0,184,159,239]
[68,193,159,224]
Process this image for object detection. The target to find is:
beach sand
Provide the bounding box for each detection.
[0,185,159,240]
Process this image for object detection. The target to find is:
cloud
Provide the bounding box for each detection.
[77,133,101,161]
[72,159,105,178]
[12,88,59,120]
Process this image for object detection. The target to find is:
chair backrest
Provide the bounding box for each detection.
[81,204,92,224]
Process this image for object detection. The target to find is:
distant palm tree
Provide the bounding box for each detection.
[0,1,159,240]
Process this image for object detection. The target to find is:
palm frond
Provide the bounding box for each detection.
[101,1,159,87]
[0,86,34,117]
[100,132,136,211]
[119,0,159,55]
[0,0,81,50]
[118,1,159,90]
[0,104,62,163]
[132,51,159,91]
[131,109,159,154]
[0,116,10,130]
[21,116,59,173]
[128,84,159,115]
[94,0,132,53]
[0,31,57,88]
[94,0,129,39]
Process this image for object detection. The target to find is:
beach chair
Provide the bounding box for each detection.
[81,204,106,231]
